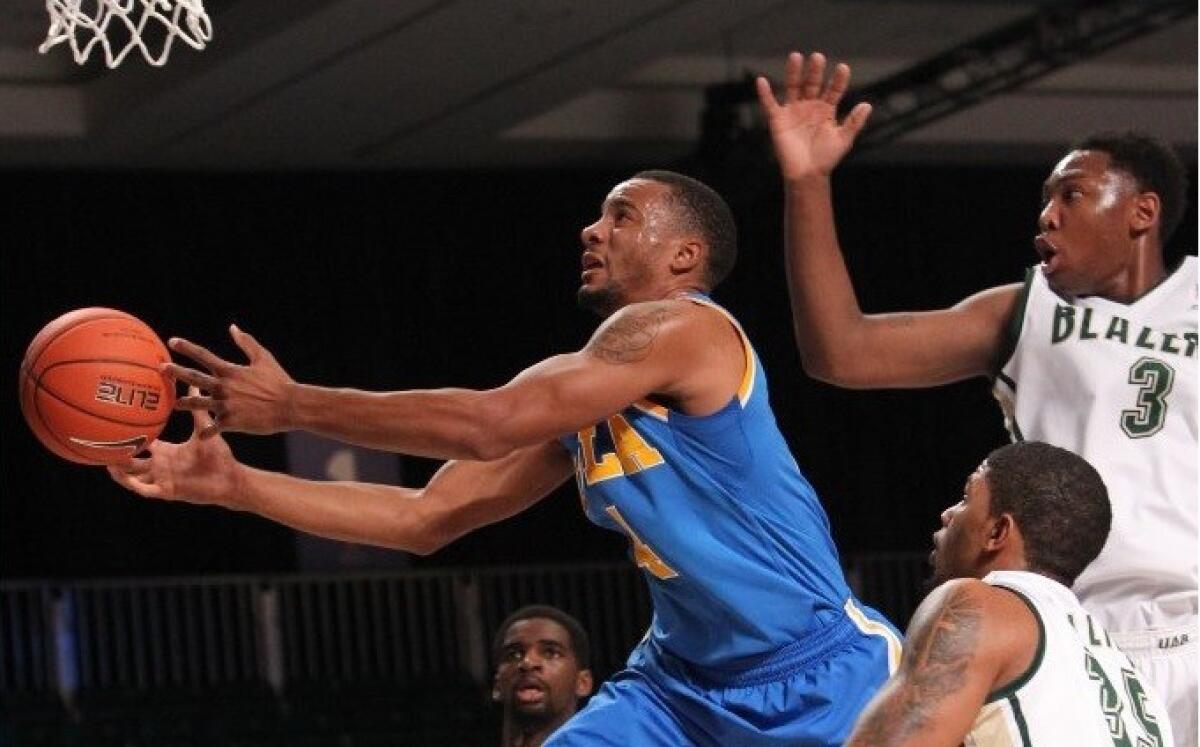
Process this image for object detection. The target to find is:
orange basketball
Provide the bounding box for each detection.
[19,308,176,466]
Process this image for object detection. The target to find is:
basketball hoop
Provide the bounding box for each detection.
[39,0,212,68]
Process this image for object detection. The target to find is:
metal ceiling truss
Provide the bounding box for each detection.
[698,0,1195,164]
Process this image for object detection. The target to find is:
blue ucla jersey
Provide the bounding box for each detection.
[561,296,855,669]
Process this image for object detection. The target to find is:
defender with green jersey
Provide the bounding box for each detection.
[993,257,1197,740]
[968,570,1174,747]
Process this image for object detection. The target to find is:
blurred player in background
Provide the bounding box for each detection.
[757,50,1197,743]
[848,441,1174,746]
[111,169,900,744]
[492,605,593,747]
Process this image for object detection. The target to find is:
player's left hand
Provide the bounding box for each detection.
[164,324,296,438]
[108,387,246,506]
[755,51,873,181]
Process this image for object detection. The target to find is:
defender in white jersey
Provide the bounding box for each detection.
[995,255,1197,715]
[969,571,1173,747]
[848,441,1174,747]
[757,50,1196,742]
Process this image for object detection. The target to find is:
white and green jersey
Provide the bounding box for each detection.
[993,257,1197,632]
[967,571,1174,747]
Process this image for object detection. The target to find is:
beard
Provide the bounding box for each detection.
[922,548,946,594]
[576,282,621,317]
[505,694,564,732]
[510,701,553,723]
[920,571,942,596]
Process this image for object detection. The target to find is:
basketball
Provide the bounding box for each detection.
[19,308,176,466]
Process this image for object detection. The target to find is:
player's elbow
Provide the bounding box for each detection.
[795,332,856,385]
[459,428,516,462]
[369,526,443,557]
[460,393,525,461]
[400,498,455,556]
[463,438,515,462]
[405,507,448,555]
[407,537,444,557]
[793,318,892,388]
[799,353,875,389]
[798,354,838,384]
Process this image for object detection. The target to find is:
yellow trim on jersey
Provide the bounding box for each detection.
[844,598,903,674]
[632,399,669,421]
[682,295,756,406]
[605,505,678,580]
[737,342,757,406]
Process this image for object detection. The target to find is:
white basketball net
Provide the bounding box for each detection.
[39,0,212,68]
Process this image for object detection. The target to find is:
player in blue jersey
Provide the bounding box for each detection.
[110,170,900,745]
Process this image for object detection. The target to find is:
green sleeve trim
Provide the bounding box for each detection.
[991,266,1037,378]
[984,585,1045,703]
[1008,694,1034,747]
[994,371,1026,442]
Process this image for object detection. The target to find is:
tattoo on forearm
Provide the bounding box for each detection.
[587,304,676,364]
[852,586,982,745]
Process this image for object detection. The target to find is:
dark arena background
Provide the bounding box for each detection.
[0,2,1195,745]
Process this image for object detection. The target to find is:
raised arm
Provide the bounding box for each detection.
[165,299,737,459]
[109,392,575,556]
[757,52,1020,388]
[846,579,1037,746]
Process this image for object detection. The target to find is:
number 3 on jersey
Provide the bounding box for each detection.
[1121,356,1175,439]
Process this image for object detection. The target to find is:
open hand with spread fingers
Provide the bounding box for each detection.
[107,387,244,506]
[164,324,296,438]
[755,51,873,181]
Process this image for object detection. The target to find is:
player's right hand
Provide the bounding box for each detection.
[164,324,296,438]
[755,51,872,181]
[108,387,245,507]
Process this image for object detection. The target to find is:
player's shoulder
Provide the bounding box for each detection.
[606,297,728,337]
[913,577,989,621]
[584,298,702,364]
[900,578,1038,695]
[599,298,704,337]
[894,579,989,681]
[930,576,1038,612]
[910,578,1034,648]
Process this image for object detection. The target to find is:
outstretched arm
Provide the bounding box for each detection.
[110,390,574,555]
[757,52,1019,388]
[230,441,574,555]
[164,299,733,460]
[846,580,1034,746]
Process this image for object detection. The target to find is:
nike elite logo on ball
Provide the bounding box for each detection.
[20,307,175,466]
[68,435,149,452]
[95,379,163,410]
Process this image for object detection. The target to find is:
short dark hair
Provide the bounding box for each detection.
[1073,130,1189,245]
[983,441,1111,587]
[633,169,738,289]
[492,605,591,669]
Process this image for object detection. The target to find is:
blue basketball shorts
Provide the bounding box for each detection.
[545,598,901,747]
